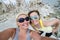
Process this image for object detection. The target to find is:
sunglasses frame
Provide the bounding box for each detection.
[30,15,39,20]
[18,17,30,23]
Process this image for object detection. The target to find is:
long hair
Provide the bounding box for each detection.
[28,10,40,24]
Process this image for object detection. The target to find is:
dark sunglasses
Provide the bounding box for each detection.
[18,17,29,23]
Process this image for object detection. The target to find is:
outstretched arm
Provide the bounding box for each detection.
[44,19,60,26]
[44,19,60,33]
[0,28,15,40]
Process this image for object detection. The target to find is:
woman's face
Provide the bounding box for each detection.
[30,12,40,25]
[17,14,29,30]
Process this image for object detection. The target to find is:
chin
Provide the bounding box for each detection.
[34,22,39,25]
[24,27,28,30]
[25,25,28,29]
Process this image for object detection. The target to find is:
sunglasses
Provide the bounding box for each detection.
[30,16,39,20]
[18,17,29,23]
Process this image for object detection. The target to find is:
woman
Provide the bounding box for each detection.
[15,13,41,40]
[28,10,60,38]
[0,13,41,40]
[0,13,57,40]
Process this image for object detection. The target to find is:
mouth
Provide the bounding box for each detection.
[33,20,38,25]
[22,23,28,27]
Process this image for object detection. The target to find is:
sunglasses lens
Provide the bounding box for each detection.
[18,18,24,23]
[25,17,29,21]
[30,16,39,20]
[34,16,37,19]
[18,17,29,23]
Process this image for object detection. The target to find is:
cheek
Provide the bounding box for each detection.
[20,23,23,26]
[25,21,29,25]
[27,21,30,24]
[31,20,36,22]
[31,20,33,23]
[31,20,39,23]
[18,22,23,26]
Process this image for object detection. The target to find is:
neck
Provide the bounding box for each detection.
[19,28,28,34]
[19,28,27,40]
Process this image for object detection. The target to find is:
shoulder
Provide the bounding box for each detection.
[30,30,41,40]
[30,30,38,34]
[5,28,16,34]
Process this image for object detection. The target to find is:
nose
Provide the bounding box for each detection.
[33,20,36,21]
[24,20,28,23]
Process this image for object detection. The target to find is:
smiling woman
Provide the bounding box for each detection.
[0,13,57,40]
[0,13,41,40]
[28,10,60,39]
[15,13,41,40]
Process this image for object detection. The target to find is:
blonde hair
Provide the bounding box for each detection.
[16,13,28,22]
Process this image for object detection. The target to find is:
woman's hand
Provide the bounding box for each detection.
[52,28,58,33]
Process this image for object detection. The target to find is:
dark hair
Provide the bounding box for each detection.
[28,10,40,23]
[28,10,40,17]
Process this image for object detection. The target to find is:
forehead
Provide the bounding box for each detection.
[18,14,27,19]
[30,12,38,16]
